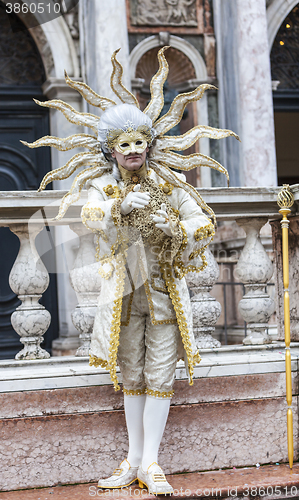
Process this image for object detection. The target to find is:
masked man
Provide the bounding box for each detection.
[81,102,214,493]
[23,47,238,495]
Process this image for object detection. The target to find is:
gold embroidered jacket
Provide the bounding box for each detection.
[82,166,215,390]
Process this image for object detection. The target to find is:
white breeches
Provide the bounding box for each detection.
[118,285,180,397]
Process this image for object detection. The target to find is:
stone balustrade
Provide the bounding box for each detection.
[2,185,299,492]
[1,184,299,359]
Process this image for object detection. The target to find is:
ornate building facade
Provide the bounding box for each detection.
[0,0,298,355]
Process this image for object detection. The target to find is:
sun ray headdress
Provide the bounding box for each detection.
[21,47,239,223]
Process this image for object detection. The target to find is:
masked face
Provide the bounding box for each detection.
[114,131,148,156]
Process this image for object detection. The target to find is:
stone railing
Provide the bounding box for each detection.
[1,185,299,360]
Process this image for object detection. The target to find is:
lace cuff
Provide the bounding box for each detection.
[173,222,215,279]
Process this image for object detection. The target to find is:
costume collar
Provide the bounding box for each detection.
[117,162,147,181]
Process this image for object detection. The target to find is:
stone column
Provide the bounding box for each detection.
[9,224,51,360]
[213,0,241,187]
[69,223,101,356]
[236,0,277,187]
[186,247,221,348]
[235,218,275,345]
[79,0,131,108]
[213,0,277,187]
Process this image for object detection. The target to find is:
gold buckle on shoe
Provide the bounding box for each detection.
[152,473,166,483]
[113,468,123,476]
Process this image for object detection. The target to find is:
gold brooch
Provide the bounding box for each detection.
[103,185,120,198]
[159,182,173,195]
[131,175,140,184]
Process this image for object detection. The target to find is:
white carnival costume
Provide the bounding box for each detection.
[23,47,239,494]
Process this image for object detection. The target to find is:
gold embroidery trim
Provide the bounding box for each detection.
[143,279,177,325]
[128,239,177,326]
[97,200,127,264]
[95,234,100,261]
[150,273,168,295]
[194,223,215,242]
[82,201,121,278]
[94,230,128,390]
[89,355,108,369]
[81,203,108,245]
[82,203,105,222]
[103,184,121,198]
[110,176,183,265]
[121,252,142,326]
[123,388,146,396]
[160,262,200,386]
[146,388,174,398]
[108,243,128,391]
[120,290,134,326]
[98,257,115,280]
[173,223,214,279]
[190,222,215,261]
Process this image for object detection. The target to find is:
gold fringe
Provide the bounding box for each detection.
[123,388,146,396]
[121,291,134,326]
[173,224,207,278]
[143,279,177,325]
[146,388,174,398]
[108,244,128,391]
[98,257,115,280]
[160,262,199,386]
[89,355,108,369]
[81,204,105,223]
[194,223,215,242]
[81,203,108,246]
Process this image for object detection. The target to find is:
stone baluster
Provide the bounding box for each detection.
[9,223,51,360]
[186,246,221,348]
[69,223,101,356]
[235,218,275,345]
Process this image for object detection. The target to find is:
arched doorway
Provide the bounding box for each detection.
[271,4,299,185]
[0,3,59,358]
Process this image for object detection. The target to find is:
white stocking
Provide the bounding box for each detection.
[141,395,171,471]
[124,394,146,467]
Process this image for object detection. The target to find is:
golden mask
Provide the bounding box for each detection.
[114,131,148,156]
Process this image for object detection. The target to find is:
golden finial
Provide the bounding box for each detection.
[277,184,294,209]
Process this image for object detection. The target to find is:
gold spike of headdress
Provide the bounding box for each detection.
[21,47,239,220]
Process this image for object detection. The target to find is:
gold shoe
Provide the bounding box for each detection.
[137,462,173,495]
[98,459,138,489]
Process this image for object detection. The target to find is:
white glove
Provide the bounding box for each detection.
[150,203,174,237]
[120,184,150,215]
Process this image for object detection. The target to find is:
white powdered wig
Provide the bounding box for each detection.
[98,103,156,153]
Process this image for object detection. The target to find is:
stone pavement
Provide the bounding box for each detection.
[1,463,299,500]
